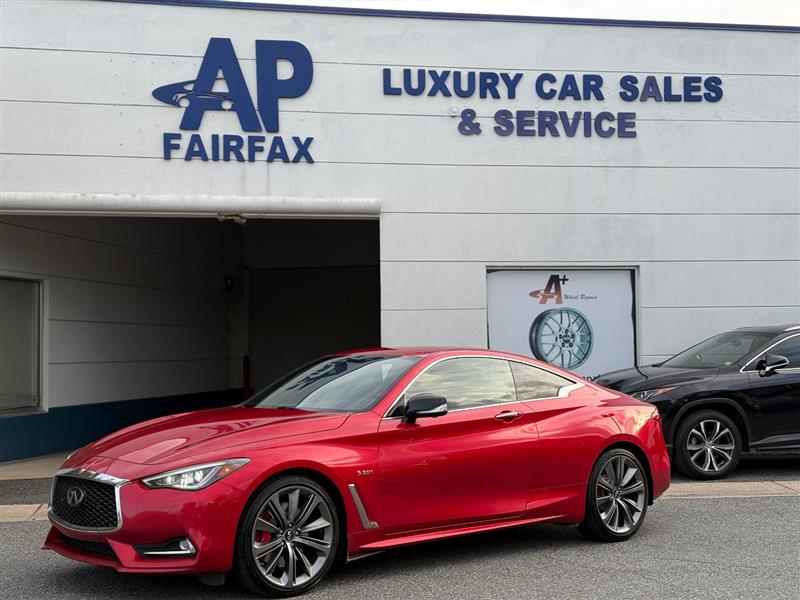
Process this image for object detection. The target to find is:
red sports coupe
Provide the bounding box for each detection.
[44,348,670,597]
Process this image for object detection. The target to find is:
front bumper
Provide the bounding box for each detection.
[43,478,248,574]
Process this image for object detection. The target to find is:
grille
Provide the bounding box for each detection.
[61,534,116,558]
[51,475,119,530]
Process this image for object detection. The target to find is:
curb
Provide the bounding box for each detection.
[662,479,800,499]
[0,503,49,523]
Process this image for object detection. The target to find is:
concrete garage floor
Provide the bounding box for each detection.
[0,457,798,600]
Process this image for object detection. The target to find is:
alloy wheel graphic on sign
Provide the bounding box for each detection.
[529,308,593,369]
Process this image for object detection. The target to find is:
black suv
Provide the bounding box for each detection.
[596,324,800,479]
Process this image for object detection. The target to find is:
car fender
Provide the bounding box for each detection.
[228,441,380,541]
[668,396,753,449]
[597,430,670,502]
[598,433,649,468]
[601,404,671,497]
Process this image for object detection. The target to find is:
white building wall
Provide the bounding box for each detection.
[1,0,799,366]
[0,215,239,409]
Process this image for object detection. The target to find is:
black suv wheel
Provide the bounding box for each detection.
[674,410,741,480]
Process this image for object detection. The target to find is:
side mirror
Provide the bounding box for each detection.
[757,354,789,377]
[402,393,448,424]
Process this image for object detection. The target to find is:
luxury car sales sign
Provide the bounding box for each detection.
[382,68,724,138]
[151,38,724,163]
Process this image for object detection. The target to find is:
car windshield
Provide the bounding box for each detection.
[243,354,421,413]
[660,332,775,369]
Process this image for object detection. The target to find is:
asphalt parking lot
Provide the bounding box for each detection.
[1,457,798,600]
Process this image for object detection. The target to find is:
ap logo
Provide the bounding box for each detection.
[153,38,315,163]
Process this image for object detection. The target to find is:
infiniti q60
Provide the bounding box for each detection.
[45,348,670,597]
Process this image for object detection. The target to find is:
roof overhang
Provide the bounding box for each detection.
[0,192,381,219]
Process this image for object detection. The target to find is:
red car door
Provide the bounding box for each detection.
[377,357,538,534]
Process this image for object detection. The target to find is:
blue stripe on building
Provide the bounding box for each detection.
[0,390,242,462]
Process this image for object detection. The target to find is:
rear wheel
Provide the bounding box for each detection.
[234,475,339,597]
[578,448,649,542]
[674,410,741,480]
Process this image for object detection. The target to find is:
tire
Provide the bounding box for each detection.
[578,448,649,542]
[673,410,741,480]
[234,475,340,598]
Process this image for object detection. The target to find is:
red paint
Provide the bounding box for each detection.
[378,401,538,533]
[44,348,670,574]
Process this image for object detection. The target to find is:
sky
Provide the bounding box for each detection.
[239,1,800,27]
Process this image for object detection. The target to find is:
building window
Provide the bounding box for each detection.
[0,277,41,412]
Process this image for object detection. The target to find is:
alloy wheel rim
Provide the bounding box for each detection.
[251,485,334,588]
[530,308,593,369]
[687,419,735,472]
[595,455,646,534]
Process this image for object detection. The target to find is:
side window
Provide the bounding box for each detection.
[510,361,573,401]
[771,337,800,368]
[404,358,516,411]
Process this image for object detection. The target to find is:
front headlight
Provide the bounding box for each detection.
[142,459,250,491]
[630,387,676,402]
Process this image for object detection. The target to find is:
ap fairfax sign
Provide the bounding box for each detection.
[153,38,315,163]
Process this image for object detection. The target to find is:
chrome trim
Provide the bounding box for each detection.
[139,539,197,556]
[348,484,379,529]
[784,325,800,332]
[53,468,126,485]
[382,354,583,418]
[411,404,447,418]
[557,382,584,397]
[49,468,128,534]
[739,333,800,374]
[494,411,521,420]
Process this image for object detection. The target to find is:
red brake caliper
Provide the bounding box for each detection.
[255,515,273,545]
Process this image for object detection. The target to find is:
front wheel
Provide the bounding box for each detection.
[234,475,339,597]
[578,448,649,542]
[673,410,741,480]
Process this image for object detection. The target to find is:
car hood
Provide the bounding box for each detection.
[594,365,719,393]
[68,406,349,466]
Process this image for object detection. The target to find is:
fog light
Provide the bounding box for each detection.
[135,537,197,557]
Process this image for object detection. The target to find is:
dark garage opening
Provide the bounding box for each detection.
[245,218,381,389]
[0,215,380,460]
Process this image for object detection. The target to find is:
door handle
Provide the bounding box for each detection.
[494,410,522,422]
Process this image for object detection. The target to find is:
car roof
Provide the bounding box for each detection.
[330,347,583,383]
[333,347,492,358]
[732,323,800,334]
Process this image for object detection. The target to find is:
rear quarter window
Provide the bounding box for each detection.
[510,361,574,401]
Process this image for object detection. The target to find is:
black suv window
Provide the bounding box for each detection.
[770,335,800,368]
[510,361,574,401]
[404,357,516,411]
[661,331,775,369]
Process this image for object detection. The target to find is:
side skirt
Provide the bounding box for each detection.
[346,550,384,563]
[356,514,562,552]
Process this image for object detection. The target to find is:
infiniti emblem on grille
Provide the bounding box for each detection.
[66,486,86,508]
